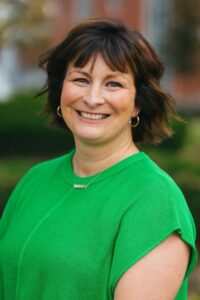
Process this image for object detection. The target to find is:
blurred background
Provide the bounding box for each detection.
[0,0,199,298]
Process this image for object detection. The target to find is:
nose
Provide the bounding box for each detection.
[82,85,105,108]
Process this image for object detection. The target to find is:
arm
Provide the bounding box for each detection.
[114,233,190,300]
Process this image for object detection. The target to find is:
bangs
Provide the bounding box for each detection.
[72,35,133,73]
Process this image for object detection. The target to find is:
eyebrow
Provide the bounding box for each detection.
[68,69,130,81]
[68,70,90,77]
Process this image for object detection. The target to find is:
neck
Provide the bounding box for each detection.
[73,137,139,177]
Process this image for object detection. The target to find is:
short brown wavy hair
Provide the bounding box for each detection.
[37,17,179,144]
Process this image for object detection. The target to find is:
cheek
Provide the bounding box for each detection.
[61,84,81,105]
[109,92,135,113]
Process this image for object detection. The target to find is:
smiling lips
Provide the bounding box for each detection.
[76,110,110,120]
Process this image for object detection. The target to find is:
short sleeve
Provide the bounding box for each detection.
[109,177,198,296]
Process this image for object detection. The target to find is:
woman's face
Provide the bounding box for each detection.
[60,54,139,147]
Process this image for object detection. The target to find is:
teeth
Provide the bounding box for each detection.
[80,111,108,120]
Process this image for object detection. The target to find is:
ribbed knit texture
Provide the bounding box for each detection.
[0,150,198,300]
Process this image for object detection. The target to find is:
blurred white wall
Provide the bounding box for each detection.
[0,46,21,100]
[0,46,46,101]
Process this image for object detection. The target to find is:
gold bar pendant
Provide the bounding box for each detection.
[73,184,88,189]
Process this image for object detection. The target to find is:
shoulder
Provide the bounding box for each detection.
[1,151,73,220]
[27,151,72,174]
[126,152,177,186]
[7,150,74,203]
[127,152,185,206]
[19,150,73,183]
[135,152,178,186]
[133,154,194,227]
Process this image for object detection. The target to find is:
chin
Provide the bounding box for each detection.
[75,132,107,145]
[74,129,104,140]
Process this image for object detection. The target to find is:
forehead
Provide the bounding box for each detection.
[68,54,133,76]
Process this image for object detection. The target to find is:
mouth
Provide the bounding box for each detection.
[76,110,110,120]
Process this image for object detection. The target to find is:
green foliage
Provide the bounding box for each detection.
[0,91,74,156]
[160,119,187,151]
[183,185,200,234]
[0,185,13,217]
[0,91,45,129]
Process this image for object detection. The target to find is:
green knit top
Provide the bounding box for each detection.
[0,151,198,300]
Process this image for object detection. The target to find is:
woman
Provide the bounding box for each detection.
[0,17,198,300]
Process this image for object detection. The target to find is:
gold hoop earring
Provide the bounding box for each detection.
[57,105,62,118]
[131,116,140,128]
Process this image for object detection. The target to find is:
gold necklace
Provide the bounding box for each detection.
[73,171,102,189]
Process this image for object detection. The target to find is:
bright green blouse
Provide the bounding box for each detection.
[0,151,198,299]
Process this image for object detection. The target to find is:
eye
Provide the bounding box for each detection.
[106,81,122,88]
[73,78,89,84]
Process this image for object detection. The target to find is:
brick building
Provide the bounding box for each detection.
[50,0,200,110]
[51,0,143,44]
[0,0,199,109]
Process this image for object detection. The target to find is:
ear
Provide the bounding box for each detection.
[132,106,141,118]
